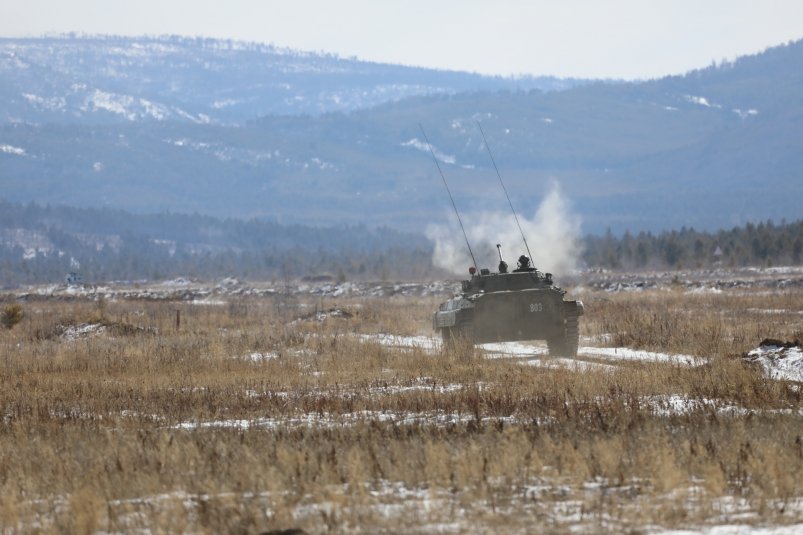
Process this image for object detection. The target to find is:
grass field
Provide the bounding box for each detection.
[1,272,802,533]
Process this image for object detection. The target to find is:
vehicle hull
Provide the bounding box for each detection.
[433,273,583,356]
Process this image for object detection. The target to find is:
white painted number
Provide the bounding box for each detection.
[529,303,543,313]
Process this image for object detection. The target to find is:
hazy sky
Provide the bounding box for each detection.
[3,0,803,79]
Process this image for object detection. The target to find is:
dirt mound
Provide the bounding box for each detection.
[758,338,801,349]
[744,339,803,382]
[35,320,157,342]
[293,307,356,324]
[103,321,157,337]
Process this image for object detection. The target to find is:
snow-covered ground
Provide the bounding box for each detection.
[9,264,803,301]
[20,477,801,534]
[357,332,704,369]
[13,278,456,301]
[174,409,521,431]
[159,386,803,434]
[645,394,748,417]
[573,266,803,294]
[356,333,441,351]
[579,346,701,366]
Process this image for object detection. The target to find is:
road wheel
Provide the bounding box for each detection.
[548,314,579,357]
[565,314,579,357]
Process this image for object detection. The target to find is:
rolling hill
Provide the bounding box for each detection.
[1,35,801,234]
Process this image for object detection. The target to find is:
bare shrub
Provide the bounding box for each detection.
[1,303,23,329]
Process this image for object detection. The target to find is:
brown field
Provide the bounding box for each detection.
[1,276,802,534]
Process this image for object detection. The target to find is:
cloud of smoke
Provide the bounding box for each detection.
[426,181,583,276]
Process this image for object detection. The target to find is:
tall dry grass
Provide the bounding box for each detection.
[0,285,802,532]
[582,288,803,355]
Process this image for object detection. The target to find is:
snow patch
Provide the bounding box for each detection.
[645,394,747,417]
[733,108,759,118]
[85,90,138,120]
[685,95,722,109]
[84,89,170,121]
[746,308,803,315]
[308,156,335,170]
[174,409,519,431]
[173,107,210,124]
[240,351,280,362]
[189,298,227,306]
[357,333,441,351]
[578,346,702,366]
[61,323,106,342]
[21,92,66,111]
[481,341,548,357]
[0,144,26,156]
[211,98,243,109]
[401,138,456,164]
[160,277,193,287]
[525,357,617,372]
[686,285,723,295]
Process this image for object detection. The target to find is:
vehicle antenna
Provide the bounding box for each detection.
[419,124,478,274]
[476,120,534,265]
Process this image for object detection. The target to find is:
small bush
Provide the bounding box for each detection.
[1,303,23,329]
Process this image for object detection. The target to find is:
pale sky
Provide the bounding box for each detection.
[2,0,803,79]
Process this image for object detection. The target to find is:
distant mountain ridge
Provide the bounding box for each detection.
[0,34,583,124]
[1,35,802,234]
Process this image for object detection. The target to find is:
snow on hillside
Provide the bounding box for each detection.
[0,144,26,156]
[733,107,759,118]
[401,138,456,164]
[164,137,333,167]
[22,92,66,111]
[83,89,167,121]
[685,95,722,108]
[81,89,213,123]
[0,228,54,259]
[0,35,583,124]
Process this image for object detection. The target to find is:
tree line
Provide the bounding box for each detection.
[0,200,800,287]
[0,200,438,287]
[584,220,803,270]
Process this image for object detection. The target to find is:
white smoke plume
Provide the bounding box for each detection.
[426,181,583,276]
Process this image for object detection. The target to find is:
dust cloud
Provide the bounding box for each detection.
[426,182,582,276]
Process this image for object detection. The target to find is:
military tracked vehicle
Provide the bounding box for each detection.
[420,122,583,356]
[433,252,584,356]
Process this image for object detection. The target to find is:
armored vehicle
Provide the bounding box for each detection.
[433,254,584,357]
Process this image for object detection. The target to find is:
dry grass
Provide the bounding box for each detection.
[1,284,802,533]
[583,289,803,356]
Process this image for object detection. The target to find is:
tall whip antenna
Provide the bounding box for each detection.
[476,120,534,264]
[419,124,478,273]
